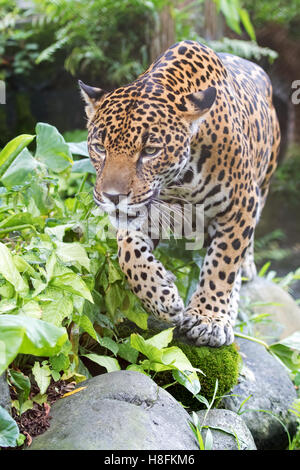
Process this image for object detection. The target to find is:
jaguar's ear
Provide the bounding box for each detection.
[183,86,217,120]
[78,80,106,120]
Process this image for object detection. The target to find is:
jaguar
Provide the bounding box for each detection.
[79,40,280,347]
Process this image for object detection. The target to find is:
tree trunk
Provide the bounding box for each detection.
[149,5,175,63]
[203,0,224,41]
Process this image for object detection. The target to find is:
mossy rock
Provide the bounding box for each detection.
[116,320,242,412]
[158,340,242,411]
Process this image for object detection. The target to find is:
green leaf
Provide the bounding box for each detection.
[20,300,43,319]
[204,427,214,450]
[0,406,20,447]
[126,364,149,375]
[172,369,200,395]
[272,331,300,351]
[130,333,163,365]
[1,148,37,188]
[238,8,256,41]
[32,361,51,395]
[56,242,90,271]
[49,353,70,373]
[105,284,124,317]
[0,212,34,229]
[0,299,17,313]
[8,370,31,407]
[35,123,73,173]
[258,261,271,277]
[0,134,35,178]
[83,354,120,372]
[123,307,149,330]
[50,272,93,303]
[145,328,174,349]
[68,141,89,157]
[72,158,96,174]
[118,339,139,364]
[108,259,123,283]
[74,314,98,341]
[0,314,68,374]
[270,332,300,372]
[0,243,28,297]
[41,294,73,326]
[97,336,119,356]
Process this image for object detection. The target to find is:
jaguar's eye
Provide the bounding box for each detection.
[94,144,106,155]
[142,147,161,158]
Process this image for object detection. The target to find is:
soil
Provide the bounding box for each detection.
[6,379,76,449]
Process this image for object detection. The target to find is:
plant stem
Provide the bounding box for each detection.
[234,331,269,350]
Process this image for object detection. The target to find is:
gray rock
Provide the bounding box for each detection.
[240,276,300,344]
[195,409,256,450]
[0,372,11,414]
[29,370,199,450]
[222,337,298,450]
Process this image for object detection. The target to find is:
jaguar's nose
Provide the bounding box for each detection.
[102,192,128,206]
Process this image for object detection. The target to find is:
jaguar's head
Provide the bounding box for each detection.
[79,79,216,230]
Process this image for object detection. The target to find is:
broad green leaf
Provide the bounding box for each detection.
[83,354,120,372]
[1,147,37,188]
[74,314,98,341]
[172,369,200,396]
[272,331,300,351]
[270,332,300,372]
[118,339,139,364]
[0,314,68,374]
[105,284,124,317]
[0,243,28,296]
[130,333,163,364]
[161,346,200,372]
[13,255,38,278]
[0,134,35,178]
[35,123,73,173]
[68,141,89,157]
[0,281,15,299]
[45,252,57,282]
[42,294,73,326]
[72,158,96,174]
[126,364,148,375]
[45,223,76,241]
[0,299,17,313]
[32,361,51,395]
[108,260,123,283]
[0,212,34,229]
[97,336,119,356]
[20,300,43,319]
[49,353,70,373]
[56,242,90,271]
[9,369,31,409]
[123,308,149,330]
[50,272,93,303]
[145,328,174,349]
[0,406,20,447]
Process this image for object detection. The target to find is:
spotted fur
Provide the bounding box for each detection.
[79,40,280,347]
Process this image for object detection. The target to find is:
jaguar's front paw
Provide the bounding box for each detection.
[150,278,185,325]
[178,310,234,347]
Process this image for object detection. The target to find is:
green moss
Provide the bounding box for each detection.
[157,340,241,411]
[115,320,242,412]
